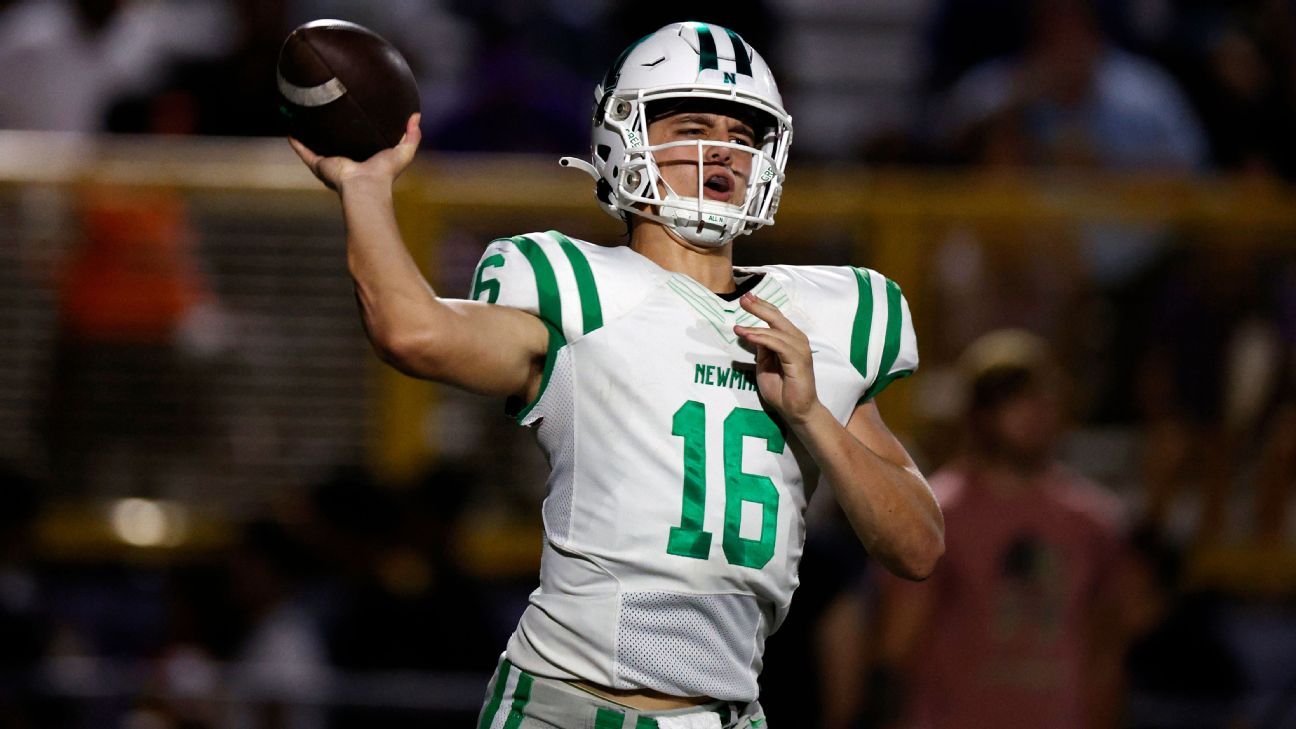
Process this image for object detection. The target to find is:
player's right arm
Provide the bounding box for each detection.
[289,115,548,398]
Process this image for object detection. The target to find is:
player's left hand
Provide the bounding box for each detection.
[734,293,822,425]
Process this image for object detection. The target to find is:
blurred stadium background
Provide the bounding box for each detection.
[1,0,1295,727]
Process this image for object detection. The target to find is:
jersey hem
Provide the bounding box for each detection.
[859,367,914,403]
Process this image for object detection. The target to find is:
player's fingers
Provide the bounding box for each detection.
[288,137,321,167]
[399,113,422,145]
[734,326,806,363]
[388,115,422,172]
[740,293,807,341]
[288,137,341,189]
[390,140,419,174]
[735,322,805,353]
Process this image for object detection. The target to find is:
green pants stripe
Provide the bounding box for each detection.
[478,655,766,728]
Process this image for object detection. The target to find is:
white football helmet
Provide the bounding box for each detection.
[561,22,793,247]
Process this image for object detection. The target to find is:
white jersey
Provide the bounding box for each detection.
[469,230,918,701]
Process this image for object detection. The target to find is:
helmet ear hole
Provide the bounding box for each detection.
[618,164,650,198]
[608,98,632,122]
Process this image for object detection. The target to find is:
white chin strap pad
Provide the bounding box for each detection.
[659,192,744,247]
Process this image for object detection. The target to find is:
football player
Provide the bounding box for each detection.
[292,21,944,729]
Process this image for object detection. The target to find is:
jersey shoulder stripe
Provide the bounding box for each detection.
[510,235,564,332]
[755,264,918,402]
[470,231,611,343]
[853,266,918,401]
[849,268,875,379]
[551,231,603,334]
[468,232,659,422]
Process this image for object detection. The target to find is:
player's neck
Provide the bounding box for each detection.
[630,222,736,293]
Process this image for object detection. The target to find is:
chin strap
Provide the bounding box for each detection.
[662,224,729,250]
[560,155,733,248]
[558,156,600,179]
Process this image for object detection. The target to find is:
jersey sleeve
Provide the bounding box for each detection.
[852,267,919,402]
[468,232,610,345]
[769,264,918,404]
[467,235,563,423]
[469,237,543,319]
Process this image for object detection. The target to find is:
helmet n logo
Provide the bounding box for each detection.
[693,23,754,86]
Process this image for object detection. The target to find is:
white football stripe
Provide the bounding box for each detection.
[277,72,347,107]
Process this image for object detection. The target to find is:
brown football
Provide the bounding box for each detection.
[276,19,420,161]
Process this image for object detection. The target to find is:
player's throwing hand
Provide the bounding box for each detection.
[289,113,422,192]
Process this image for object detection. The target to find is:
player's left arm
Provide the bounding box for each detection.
[834,401,945,580]
[735,293,944,580]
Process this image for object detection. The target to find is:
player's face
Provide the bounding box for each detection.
[647,111,756,206]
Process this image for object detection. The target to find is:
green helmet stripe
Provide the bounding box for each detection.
[725,28,752,77]
[693,22,719,72]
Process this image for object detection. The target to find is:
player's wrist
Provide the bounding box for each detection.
[785,399,832,430]
[336,171,395,199]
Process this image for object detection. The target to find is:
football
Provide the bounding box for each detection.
[276,19,420,161]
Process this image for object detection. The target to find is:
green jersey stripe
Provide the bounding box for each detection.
[877,277,904,379]
[514,320,566,424]
[693,22,719,72]
[510,236,562,330]
[747,271,774,298]
[668,279,726,323]
[594,707,625,729]
[862,368,914,402]
[670,274,792,343]
[733,293,789,327]
[672,274,788,316]
[849,268,874,379]
[741,289,787,317]
[636,717,661,728]
[551,231,604,334]
[477,658,512,729]
[500,669,534,729]
[670,276,728,316]
[667,280,748,343]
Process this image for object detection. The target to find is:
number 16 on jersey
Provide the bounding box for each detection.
[667,400,785,570]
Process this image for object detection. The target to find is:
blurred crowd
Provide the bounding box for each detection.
[1,0,1295,728]
[0,0,765,153]
[0,0,1294,178]
[0,460,509,728]
[4,326,1294,728]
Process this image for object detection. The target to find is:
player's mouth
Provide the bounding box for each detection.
[702,171,736,202]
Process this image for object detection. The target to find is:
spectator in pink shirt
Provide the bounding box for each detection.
[866,330,1141,729]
